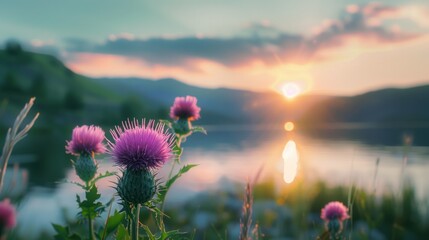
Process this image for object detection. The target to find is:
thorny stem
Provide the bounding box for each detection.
[167,136,182,180]
[85,180,95,240]
[159,135,183,231]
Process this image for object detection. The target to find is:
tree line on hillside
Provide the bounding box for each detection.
[0,41,169,126]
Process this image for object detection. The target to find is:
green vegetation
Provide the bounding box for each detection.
[0,47,173,190]
[0,48,168,127]
[159,179,428,240]
[21,178,424,240]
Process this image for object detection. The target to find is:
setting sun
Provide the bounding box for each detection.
[281,82,301,99]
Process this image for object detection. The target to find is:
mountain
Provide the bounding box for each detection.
[92,77,327,124]
[0,45,325,127]
[300,85,429,126]
[3,45,429,129]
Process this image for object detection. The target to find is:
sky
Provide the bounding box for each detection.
[1,0,429,95]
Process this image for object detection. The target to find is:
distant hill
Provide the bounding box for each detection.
[0,45,181,127]
[3,45,428,128]
[93,77,327,124]
[300,85,429,125]
[1,45,327,126]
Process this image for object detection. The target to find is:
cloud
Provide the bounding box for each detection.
[309,3,420,51]
[64,3,426,69]
[75,34,305,67]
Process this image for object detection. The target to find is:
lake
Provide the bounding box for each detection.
[7,124,429,238]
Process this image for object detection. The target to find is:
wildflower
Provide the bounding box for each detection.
[321,201,350,221]
[109,119,174,171]
[0,199,16,236]
[321,201,350,238]
[109,119,174,205]
[169,96,201,136]
[66,125,106,156]
[66,125,106,182]
[169,96,201,121]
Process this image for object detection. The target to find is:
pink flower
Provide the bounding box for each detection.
[321,201,350,221]
[169,96,201,121]
[0,199,16,230]
[108,119,174,170]
[66,125,106,156]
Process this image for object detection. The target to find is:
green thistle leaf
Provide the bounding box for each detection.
[52,224,82,240]
[173,144,183,163]
[191,126,207,135]
[104,211,126,237]
[141,224,156,240]
[159,119,172,128]
[89,171,116,187]
[78,186,104,219]
[160,229,186,240]
[157,164,198,203]
[52,224,69,238]
[116,224,131,240]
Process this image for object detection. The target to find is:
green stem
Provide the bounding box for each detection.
[167,136,182,179]
[177,135,182,147]
[167,160,177,180]
[163,136,182,212]
[88,216,95,240]
[85,181,96,240]
[132,204,141,240]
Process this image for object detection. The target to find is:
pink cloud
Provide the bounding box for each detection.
[67,53,193,78]
[346,4,360,14]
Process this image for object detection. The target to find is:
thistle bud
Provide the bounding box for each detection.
[117,168,156,205]
[172,118,192,136]
[327,219,341,237]
[74,154,97,182]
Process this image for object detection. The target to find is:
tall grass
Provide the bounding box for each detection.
[239,182,253,240]
[0,97,38,191]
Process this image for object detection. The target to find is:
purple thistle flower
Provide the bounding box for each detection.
[66,125,106,156]
[0,199,16,230]
[170,96,201,121]
[108,119,174,170]
[321,201,350,221]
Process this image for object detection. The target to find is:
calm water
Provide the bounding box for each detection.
[9,125,429,237]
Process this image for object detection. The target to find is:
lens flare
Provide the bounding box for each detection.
[281,82,301,99]
[283,140,299,183]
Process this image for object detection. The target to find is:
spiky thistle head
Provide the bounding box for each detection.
[169,96,201,121]
[66,125,106,156]
[108,119,174,171]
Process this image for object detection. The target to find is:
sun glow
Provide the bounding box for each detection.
[283,140,299,184]
[284,122,295,132]
[281,82,301,99]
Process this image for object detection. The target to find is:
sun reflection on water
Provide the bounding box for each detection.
[283,140,299,183]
